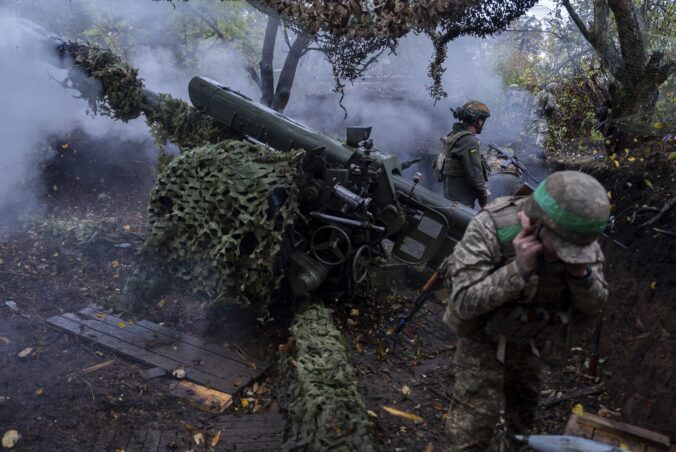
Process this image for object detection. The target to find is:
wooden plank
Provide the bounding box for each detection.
[156,429,179,452]
[577,413,670,447]
[47,314,241,394]
[74,309,259,382]
[141,430,162,452]
[126,430,148,452]
[79,306,262,370]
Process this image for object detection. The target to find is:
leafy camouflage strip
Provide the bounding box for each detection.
[143,140,303,311]
[60,42,232,149]
[62,41,145,121]
[146,94,235,150]
[278,304,375,451]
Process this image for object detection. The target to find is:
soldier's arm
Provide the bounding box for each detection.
[450,212,529,320]
[566,248,608,315]
[458,137,487,195]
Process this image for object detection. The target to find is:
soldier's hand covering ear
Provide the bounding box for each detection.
[513,211,543,275]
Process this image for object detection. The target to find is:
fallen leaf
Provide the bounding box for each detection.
[433,402,444,411]
[111,260,120,269]
[350,308,360,317]
[382,405,424,423]
[668,152,676,160]
[2,430,20,448]
[607,191,612,199]
[211,430,222,448]
[644,178,653,189]
[400,385,411,397]
[157,298,166,309]
[95,313,106,319]
[118,321,126,328]
[613,160,620,168]
[627,156,636,162]
[240,398,249,408]
[184,423,195,433]
[366,410,378,418]
[172,368,186,379]
[193,432,204,446]
[18,347,33,358]
[61,143,69,149]
[0,337,9,345]
[35,388,44,396]
[123,224,131,231]
[650,281,657,290]
[572,403,584,416]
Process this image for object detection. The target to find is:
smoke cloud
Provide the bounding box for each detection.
[2,0,536,214]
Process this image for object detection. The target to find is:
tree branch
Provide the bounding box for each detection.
[260,16,279,107]
[272,32,311,112]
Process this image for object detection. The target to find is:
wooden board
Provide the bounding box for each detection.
[93,413,285,451]
[47,305,268,394]
[565,413,671,452]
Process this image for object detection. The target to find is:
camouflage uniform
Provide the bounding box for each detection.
[442,172,609,451]
[435,123,489,207]
[531,83,559,147]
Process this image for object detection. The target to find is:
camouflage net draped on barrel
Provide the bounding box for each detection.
[142,140,302,311]
[61,42,232,149]
[279,304,375,451]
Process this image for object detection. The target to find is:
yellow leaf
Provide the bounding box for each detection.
[668,152,676,160]
[118,321,126,328]
[111,260,120,268]
[644,179,654,189]
[627,157,635,162]
[61,143,69,149]
[650,281,657,290]
[366,410,378,418]
[572,403,584,416]
[211,430,222,448]
[123,224,130,231]
[653,122,662,129]
[607,191,612,199]
[241,398,249,408]
[382,405,424,423]
[157,298,166,309]
[613,160,620,168]
[2,430,20,448]
[95,313,106,319]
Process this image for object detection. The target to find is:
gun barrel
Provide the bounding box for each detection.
[188,76,475,250]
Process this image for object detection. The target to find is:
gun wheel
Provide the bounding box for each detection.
[352,245,370,284]
[310,225,351,266]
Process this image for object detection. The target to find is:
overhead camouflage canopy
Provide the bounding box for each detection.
[249,0,538,98]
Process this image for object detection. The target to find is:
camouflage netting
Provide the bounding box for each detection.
[61,42,233,149]
[138,139,302,311]
[279,304,375,451]
[63,42,145,121]
[145,94,234,150]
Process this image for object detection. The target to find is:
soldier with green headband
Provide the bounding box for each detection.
[440,171,610,451]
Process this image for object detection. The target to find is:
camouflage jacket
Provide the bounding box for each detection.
[435,123,488,206]
[531,90,559,119]
[442,197,607,354]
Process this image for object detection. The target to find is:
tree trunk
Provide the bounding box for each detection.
[271,32,311,113]
[259,16,279,107]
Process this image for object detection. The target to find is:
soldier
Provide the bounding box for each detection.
[531,82,559,147]
[440,171,610,451]
[433,101,491,208]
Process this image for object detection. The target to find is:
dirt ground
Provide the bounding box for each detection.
[1,132,673,451]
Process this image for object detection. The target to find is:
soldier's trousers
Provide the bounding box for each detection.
[445,337,542,452]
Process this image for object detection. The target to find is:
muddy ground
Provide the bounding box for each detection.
[1,132,673,451]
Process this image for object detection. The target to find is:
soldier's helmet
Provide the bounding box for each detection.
[523,171,610,263]
[545,82,559,93]
[453,101,491,123]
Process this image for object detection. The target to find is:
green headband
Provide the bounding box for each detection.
[533,182,607,235]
